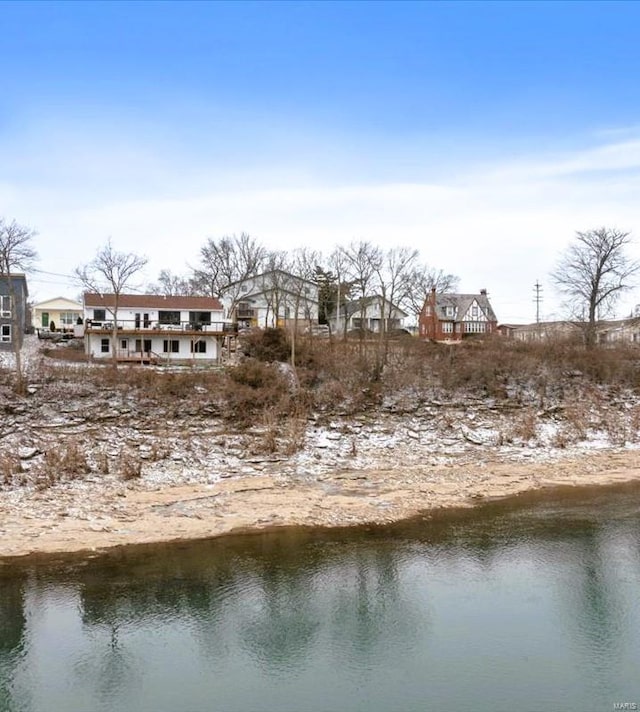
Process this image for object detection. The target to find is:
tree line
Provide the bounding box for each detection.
[2,216,640,390]
[145,232,459,326]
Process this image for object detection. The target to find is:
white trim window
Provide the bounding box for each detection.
[0,296,11,318]
[465,321,486,333]
[1,324,12,342]
[60,311,77,326]
[442,321,454,334]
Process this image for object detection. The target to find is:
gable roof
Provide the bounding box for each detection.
[341,295,408,318]
[33,296,83,310]
[432,292,497,323]
[84,293,223,311]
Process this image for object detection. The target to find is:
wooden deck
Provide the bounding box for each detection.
[116,353,160,365]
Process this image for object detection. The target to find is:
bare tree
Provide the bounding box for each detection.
[146,269,194,296]
[405,265,459,318]
[552,227,640,348]
[341,241,382,349]
[287,247,322,367]
[0,218,38,391]
[326,247,355,340]
[75,239,148,366]
[259,251,291,328]
[372,246,418,366]
[191,232,266,301]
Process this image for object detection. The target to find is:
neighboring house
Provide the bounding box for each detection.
[32,296,83,333]
[503,321,582,342]
[593,318,640,345]
[220,270,319,329]
[419,288,498,342]
[0,273,29,351]
[83,293,227,363]
[328,295,408,335]
[501,319,640,345]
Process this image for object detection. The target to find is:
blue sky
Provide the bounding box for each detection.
[3,1,640,321]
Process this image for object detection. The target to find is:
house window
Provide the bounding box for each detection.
[163,339,180,353]
[93,309,106,322]
[424,305,431,316]
[1,324,11,342]
[191,339,207,353]
[0,296,11,318]
[442,322,454,334]
[60,312,76,326]
[159,310,181,325]
[443,305,455,317]
[465,322,486,333]
[471,305,479,318]
[100,338,110,353]
[188,311,211,330]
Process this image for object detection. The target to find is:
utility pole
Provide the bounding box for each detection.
[533,281,543,338]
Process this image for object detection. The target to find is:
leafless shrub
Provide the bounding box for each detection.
[95,452,110,475]
[503,409,538,443]
[551,426,576,449]
[604,409,632,446]
[0,450,22,487]
[120,456,143,480]
[258,410,279,454]
[224,359,296,428]
[562,401,591,441]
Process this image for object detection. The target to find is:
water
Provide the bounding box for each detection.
[2,484,640,712]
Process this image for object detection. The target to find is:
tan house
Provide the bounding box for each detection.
[32,297,83,333]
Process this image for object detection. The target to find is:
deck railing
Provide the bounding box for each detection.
[86,319,237,334]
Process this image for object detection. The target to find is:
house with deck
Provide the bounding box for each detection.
[220,270,319,329]
[83,293,227,363]
[32,296,83,333]
[419,288,498,342]
[0,273,29,351]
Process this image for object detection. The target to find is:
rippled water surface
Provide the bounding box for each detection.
[2,484,640,712]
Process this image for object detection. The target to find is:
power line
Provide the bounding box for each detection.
[533,281,543,324]
[31,268,80,280]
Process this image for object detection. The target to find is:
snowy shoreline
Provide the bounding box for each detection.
[3,336,640,560]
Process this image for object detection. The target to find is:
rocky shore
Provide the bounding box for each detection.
[2,415,640,559]
[3,337,640,560]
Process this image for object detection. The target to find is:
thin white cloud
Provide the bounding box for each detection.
[4,124,640,322]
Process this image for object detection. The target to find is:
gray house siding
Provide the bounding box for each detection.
[0,274,29,351]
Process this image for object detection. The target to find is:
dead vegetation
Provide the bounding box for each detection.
[3,332,640,490]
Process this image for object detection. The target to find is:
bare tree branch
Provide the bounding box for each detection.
[75,239,148,367]
[552,227,640,348]
[404,265,459,317]
[191,232,266,298]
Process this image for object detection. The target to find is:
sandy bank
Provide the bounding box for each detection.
[2,448,640,560]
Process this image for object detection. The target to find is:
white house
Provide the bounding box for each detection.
[32,296,83,333]
[220,270,319,329]
[328,295,408,335]
[83,293,227,363]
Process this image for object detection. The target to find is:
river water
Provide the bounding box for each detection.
[2,484,640,712]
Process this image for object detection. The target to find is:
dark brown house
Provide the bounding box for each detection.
[419,288,498,342]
